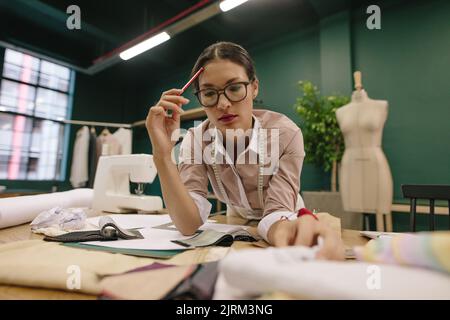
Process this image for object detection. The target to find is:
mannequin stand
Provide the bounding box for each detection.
[366,211,393,232]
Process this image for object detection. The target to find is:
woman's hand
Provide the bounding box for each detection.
[146,89,190,158]
[267,215,345,261]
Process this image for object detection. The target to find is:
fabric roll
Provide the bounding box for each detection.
[0,188,93,229]
[213,246,450,300]
[354,231,450,274]
[0,240,153,295]
[214,246,319,299]
[100,264,195,299]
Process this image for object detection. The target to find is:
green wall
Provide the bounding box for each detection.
[351,0,450,199]
[251,27,326,191]
[350,0,450,231]
[320,10,352,96]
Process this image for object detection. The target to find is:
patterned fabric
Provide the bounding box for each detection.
[354,231,450,274]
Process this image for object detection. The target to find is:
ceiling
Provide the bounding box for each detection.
[0,0,380,78]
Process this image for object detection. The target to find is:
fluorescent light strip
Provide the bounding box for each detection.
[119,32,171,61]
[220,0,249,12]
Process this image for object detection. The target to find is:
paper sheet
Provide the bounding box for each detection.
[153,221,246,233]
[87,214,174,230]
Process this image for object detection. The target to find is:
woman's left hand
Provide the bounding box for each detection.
[267,215,345,261]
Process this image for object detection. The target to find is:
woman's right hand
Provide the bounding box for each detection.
[268,216,345,261]
[146,89,190,158]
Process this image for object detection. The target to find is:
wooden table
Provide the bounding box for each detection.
[0,212,369,300]
[0,191,45,199]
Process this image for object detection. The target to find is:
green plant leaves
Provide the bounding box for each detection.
[294,81,350,173]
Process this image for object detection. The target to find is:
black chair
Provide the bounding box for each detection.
[401,184,450,231]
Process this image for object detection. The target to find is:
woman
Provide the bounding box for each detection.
[146,42,343,259]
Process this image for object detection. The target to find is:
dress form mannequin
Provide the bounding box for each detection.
[336,72,393,231]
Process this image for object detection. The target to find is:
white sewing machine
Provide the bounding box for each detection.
[92,154,163,213]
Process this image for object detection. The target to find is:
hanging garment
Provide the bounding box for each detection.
[87,127,98,188]
[70,126,90,188]
[96,129,121,158]
[113,127,133,155]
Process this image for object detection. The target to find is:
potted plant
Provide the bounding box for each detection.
[294,81,364,229]
[294,81,349,192]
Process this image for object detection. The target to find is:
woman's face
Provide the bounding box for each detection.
[197,59,258,133]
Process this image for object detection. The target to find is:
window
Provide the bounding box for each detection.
[0,48,74,180]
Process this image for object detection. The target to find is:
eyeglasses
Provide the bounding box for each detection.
[194,81,251,108]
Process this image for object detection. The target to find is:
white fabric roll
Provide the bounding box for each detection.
[214,247,450,300]
[0,189,93,229]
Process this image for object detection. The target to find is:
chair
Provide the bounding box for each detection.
[401,184,450,231]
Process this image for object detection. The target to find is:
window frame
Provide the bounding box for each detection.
[0,46,75,182]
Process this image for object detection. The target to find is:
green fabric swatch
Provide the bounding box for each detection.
[63,242,186,259]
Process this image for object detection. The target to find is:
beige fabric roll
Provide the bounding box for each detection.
[100,265,195,299]
[0,240,154,295]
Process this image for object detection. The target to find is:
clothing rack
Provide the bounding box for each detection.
[64,106,206,129]
[131,107,206,127]
[63,119,132,129]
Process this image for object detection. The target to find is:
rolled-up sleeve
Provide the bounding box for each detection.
[178,129,211,223]
[257,128,305,242]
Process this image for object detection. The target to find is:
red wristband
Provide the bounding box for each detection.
[297,208,319,221]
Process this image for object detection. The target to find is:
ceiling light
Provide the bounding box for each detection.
[119,32,171,61]
[220,0,249,12]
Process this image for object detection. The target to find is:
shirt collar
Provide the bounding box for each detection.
[212,114,261,163]
[247,115,261,154]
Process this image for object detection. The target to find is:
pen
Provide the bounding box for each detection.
[180,67,205,94]
[165,67,204,117]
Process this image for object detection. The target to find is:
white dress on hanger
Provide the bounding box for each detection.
[113,127,133,155]
[70,126,90,188]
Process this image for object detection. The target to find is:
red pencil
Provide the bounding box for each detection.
[180,67,205,94]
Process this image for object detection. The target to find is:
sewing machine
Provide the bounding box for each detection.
[92,154,163,213]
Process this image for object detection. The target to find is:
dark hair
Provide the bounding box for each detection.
[190,42,256,91]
